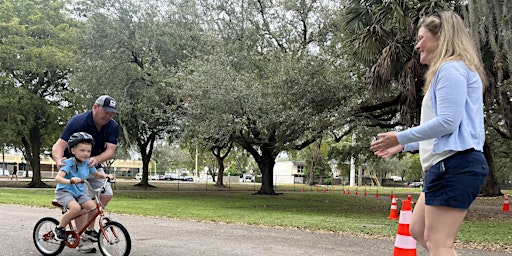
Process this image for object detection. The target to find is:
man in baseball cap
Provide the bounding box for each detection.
[95,95,117,113]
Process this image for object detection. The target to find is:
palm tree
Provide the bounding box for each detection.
[340,0,456,126]
[339,0,506,196]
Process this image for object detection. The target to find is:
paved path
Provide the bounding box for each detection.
[0,204,510,256]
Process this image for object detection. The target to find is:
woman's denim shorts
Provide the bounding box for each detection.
[423,149,488,209]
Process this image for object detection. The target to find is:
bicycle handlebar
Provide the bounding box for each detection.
[83,177,115,194]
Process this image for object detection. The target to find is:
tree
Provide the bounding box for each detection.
[465,0,512,196]
[187,0,363,195]
[0,0,78,187]
[70,0,204,188]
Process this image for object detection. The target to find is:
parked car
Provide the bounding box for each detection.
[242,174,254,182]
[149,175,160,180]
[181,176,193,181]
[165,173,179,180]
[409,181,423,187]
[135,173,142,180]
[16,170,32,177]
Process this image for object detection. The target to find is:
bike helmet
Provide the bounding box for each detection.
[67,132,95,150]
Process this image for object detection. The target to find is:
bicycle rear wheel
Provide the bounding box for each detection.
[98,221,131,256]
[33,217,65,256]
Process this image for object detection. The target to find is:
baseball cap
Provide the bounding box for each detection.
[95,95,117,113]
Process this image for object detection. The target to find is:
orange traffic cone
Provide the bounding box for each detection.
[375,189,379,198]
[323,187,327,193]
[387,195,399,220]
[503,193,510,212]
[364,188,367,197]
[393,200,417,256]
[301,186,305,192]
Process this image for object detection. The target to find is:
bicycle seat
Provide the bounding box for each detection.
[52,200,68,214]
[52,200,62,207]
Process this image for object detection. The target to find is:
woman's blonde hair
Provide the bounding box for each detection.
[419,11,487,93]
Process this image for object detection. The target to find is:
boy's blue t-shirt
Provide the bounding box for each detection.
[55,158,97,198]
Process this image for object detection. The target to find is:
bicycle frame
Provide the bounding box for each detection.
[53,179,112,248]
[34,177,131,256]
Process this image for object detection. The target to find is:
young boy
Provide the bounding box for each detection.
[53,132,113,241]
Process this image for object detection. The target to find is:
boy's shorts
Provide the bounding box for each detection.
[55,190,91,209]
[423,149,488,209]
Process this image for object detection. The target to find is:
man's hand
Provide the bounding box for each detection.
[55,157,68,168]
[88,157,99,167]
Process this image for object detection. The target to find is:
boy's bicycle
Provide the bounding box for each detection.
[33,179,131,256]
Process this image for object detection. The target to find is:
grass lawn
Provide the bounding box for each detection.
[0,179,510,252]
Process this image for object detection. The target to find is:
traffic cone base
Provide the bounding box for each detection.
[393,200,417,256]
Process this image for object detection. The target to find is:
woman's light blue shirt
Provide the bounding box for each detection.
[398,60,485,153]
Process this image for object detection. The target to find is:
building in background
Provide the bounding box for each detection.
[0,153,141,178]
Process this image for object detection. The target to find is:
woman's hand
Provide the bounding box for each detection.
[370,131,399,151]
[373,144,404,158]
[370,131,402,158]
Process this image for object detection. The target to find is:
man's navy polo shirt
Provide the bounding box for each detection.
[60,110,120,163]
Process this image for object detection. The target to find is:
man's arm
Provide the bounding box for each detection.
[52,138,68,167]
[89,142,117,167]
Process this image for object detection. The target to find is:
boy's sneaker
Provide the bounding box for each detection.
[78,238,96,253]
[83,229,99,242]
[53,226,67,241]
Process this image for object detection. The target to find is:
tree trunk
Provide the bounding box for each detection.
[23,126,48,188]
[211,145,232,187]
[480,142,502,196]
[134,137,156,188]
[255,148,279,195]
[134,151,153,188]
[215,156,225,187]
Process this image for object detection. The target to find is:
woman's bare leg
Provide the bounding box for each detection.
[424,205,466,256]
[410,192,427,249]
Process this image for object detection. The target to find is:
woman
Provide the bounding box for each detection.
[369,10,488,256]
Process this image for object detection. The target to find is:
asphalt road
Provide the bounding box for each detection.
[0,204,510,256]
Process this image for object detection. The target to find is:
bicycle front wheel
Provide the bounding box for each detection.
[98,221,131,256]
[33,217,65,256]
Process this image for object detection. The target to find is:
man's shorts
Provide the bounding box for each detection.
[55,190,91,209]
[85,167,113,199]
[423,149,488,209]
